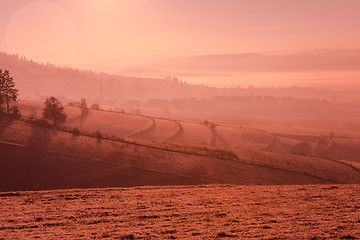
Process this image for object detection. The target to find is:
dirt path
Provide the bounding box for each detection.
[126,117,156,139]
[208,127,230,147]
[262,135,278,151]
[166,120,184,142]
[213,130,230,147]
[262,132,276,150]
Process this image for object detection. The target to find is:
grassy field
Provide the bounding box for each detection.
[1,117,360,192]
[1,99,359,192]
[0,184,359,239]
[15,100,360,165]
[1,101,359,239]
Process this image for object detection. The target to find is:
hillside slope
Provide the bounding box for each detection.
[1,118,360,191]
[16,99,360,164]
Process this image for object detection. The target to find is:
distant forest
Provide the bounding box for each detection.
[1,52,359,108]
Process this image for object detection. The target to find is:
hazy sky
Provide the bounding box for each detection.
[1,0,360,70]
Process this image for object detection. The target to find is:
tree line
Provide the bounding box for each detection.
[0,68,94,127]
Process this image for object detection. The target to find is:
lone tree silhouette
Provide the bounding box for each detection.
[43,96,67,126]
[79,98,88,115]
[79,98,89,126]
[0,69,19,114]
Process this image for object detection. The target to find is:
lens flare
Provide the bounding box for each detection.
[5,1,78,66]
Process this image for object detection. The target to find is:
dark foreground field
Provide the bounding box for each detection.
[0,184,359,239]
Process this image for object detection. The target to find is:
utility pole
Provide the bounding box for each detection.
[100,78,103,104]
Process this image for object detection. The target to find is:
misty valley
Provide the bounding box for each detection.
[1,44,360,238]
[1,51,360,238]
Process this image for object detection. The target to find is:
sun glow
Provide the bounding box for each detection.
[5,1,78,65]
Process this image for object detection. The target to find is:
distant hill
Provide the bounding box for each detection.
[0,51,352,105]
[0,52,203,103]
[2,51,360,107]
[149,49,360,72]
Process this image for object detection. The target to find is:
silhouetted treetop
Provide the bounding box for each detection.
[42,96,67,126]
[0,69,18,114]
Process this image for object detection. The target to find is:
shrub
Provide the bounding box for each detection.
[9,106,21,119]
[28,109,36,120]
[90,103,100,110]
[67,101,80,107]
[95,130,103,139]
[32,119,52,128]
[210,123,217,129]
[72,127,81,136]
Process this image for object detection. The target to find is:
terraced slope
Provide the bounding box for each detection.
[15,100,278,150]
[128,117,179,141]
[14,100,360,164]
[325,138,360,161]
[16,100,151,137]
[1,118,360,191]
[213,126,274,150]
[179,121,213,145]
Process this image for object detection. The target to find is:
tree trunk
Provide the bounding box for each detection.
[6,95,9,114]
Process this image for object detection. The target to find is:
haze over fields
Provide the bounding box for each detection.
[1,0,360,86]
[1,0,360,203]
[1,1,360,238]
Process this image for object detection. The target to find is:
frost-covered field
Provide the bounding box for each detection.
[1,184,359,239]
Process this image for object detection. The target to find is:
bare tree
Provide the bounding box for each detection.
[42,96,67,126]
[0,69,19,114]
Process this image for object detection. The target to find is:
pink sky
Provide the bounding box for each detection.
[1,0,360,70]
